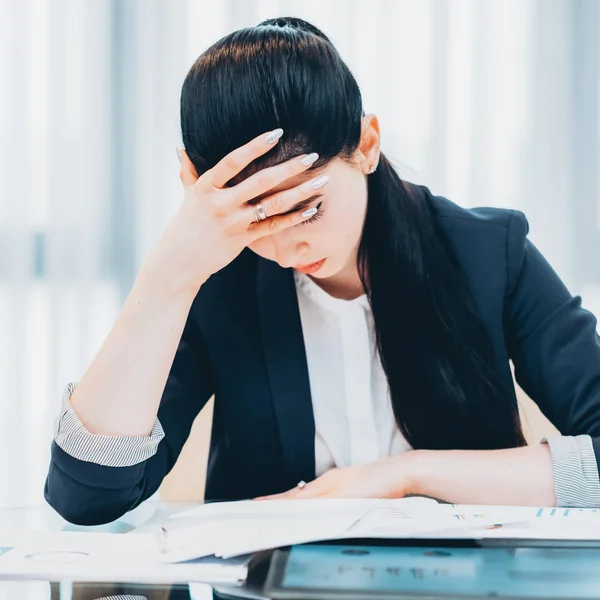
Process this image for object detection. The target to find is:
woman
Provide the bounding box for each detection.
[45,17,600,525]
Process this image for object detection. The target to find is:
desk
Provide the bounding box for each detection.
[0,501,212,599]
[2,504,600,600]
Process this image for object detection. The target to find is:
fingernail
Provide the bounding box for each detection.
[265,128,284,144]
[300,152,319,167]
[176,147,182,163]
[311,175,329,189]
[301,207,318,218]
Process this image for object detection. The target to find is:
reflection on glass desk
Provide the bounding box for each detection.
[0,581,196,599]
[0,499,195,536]
[0,501,215,600]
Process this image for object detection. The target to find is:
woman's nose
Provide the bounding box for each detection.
[275,241,309,269]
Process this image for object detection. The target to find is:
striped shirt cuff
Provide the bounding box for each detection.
[542,434,600,508]
[54,381,165,467]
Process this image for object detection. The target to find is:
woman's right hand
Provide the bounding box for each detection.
[142,128,328,295]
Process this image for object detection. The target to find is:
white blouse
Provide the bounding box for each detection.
[293,270,411,476]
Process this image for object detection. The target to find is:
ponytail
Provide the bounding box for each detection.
[358,154,526,450]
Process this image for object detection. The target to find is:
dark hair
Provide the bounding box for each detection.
[180,17,526,450]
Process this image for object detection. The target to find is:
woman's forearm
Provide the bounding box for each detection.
[410,444,556,506]
[69,267,200,438]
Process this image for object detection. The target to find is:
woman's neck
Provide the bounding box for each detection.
[309,251,365,301]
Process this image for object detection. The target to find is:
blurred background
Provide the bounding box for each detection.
[0,0,598,508]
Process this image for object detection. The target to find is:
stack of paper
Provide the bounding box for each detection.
[152,497,482,562]
[2,498,599,584]
[0,530,250,584]
[1,498,457,582]
[151,498,600,561]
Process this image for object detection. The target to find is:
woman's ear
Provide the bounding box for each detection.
[357,114,381,174]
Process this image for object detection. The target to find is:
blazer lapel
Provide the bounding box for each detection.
[256,258,316,489]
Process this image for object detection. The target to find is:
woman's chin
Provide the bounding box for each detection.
[306,258,340,280]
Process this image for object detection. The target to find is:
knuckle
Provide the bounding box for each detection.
[254,172,270,189]
[267,217,280,233]
[268,194,283,215]
[215,207,230,221]
[224,155,241,172]
[252,173,275,196]
[293,186,308,203]
[288,160,302,176]
[208,196,227,219]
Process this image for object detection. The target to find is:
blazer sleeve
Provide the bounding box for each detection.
[44,313,214,525]
[53,381,166,466]
[504,211,600,507]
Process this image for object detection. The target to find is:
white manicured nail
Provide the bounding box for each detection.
[300,152,319,167]
[265,128,284,144]
[301,207,318,218]
[311,175,329,189]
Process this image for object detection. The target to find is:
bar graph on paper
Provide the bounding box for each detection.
[535,508,599,518]
[448,505,600,523]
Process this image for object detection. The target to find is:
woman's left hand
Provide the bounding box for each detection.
[254,453,418,500]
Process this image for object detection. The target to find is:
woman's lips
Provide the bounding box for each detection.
[294,258,327,275]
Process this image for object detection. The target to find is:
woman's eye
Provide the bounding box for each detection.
[302,201,325,225]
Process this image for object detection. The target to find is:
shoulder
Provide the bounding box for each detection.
[413,182,527,234]
[407,182,530,293]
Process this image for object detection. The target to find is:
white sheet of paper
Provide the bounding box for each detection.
[0,530,249,584]
[169,498,375,521]
[162,500,600,561]
[161,499,374,561]
[159,497,474,559]
[441,504,600,539]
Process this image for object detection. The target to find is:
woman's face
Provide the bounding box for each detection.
[247,157,369,281]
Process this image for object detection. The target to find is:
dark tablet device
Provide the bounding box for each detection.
[264,540,600,600]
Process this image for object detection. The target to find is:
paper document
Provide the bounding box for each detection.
[159,499,600,559]
[3,499,598,583]
[160,499,374,561]
[444,504,600,540]
[158,497,477,560]
[0,530,250,584]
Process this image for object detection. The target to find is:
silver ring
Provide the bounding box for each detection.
[296,480,307,490]
[252,202,267,223]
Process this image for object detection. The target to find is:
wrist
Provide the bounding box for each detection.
[136,261,203,304]
[403,449,431,497]
[138,245,209,300]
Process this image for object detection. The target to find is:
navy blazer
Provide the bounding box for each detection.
[45,185,600,525]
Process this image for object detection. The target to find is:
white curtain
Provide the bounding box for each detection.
[0,0,598,508]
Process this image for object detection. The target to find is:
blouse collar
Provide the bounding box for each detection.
[293,270,370,313]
